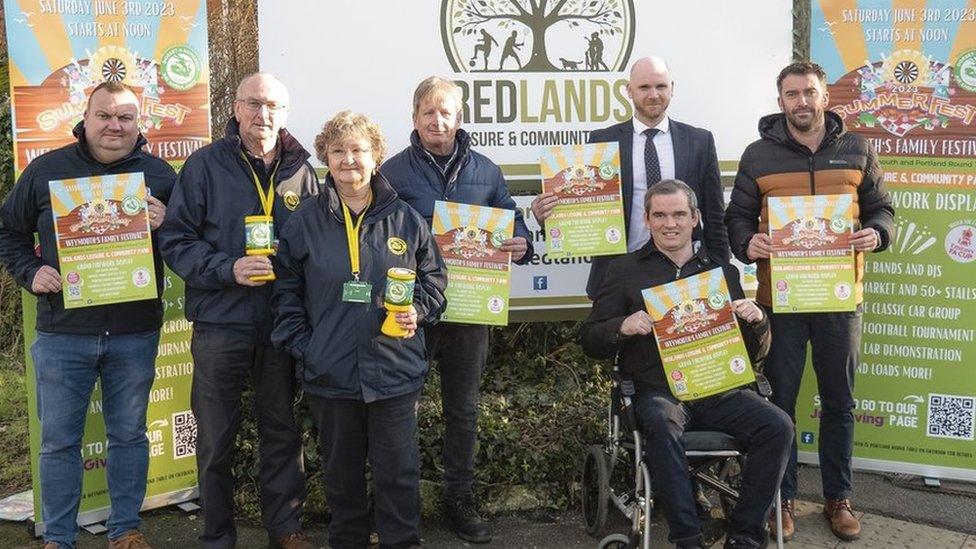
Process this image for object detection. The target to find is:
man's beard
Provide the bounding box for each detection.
[787,108,822,132]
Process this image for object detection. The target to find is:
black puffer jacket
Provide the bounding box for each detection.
[725,111,895,306]
[0,122,175,334]
[159,119,320,338]
[272,173,448,402]
[581,243,769,390]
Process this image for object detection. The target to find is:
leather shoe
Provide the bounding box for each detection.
[445,493,492,543]
[108,530,153,549]
[823,498,861,541]
[767,499,795,542]
[274,531,314,549]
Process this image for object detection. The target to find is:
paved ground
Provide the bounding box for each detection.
[1,465,973,548]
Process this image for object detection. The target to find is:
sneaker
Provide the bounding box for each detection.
[108,530,153,549]
[42,543,60,549]
[445,493,492,544]
[823,498,861,541]
[767,499,795,541]
[274,531,314,549]
[723,537,764,549]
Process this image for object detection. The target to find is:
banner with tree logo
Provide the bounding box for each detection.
[259,0,793,316]
[799,0,976,481]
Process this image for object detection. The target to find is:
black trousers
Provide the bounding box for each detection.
[425,323,489,497]
[190,328,306,548]
[308,390,421,549]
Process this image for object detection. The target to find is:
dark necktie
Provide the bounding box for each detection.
[643,128,661,187]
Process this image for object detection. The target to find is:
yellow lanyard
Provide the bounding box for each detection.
[241,153,279,216]
[341,192,373,280]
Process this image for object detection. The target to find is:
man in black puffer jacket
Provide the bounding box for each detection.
[725,62,894,544]
[159,73,320,549]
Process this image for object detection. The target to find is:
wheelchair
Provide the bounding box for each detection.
[581,368,784,549]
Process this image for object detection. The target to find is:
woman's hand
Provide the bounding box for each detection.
[394,305,419,339]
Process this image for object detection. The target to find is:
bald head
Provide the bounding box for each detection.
[626,56,674,127]
[630,56,671,80]
[235,72,290,105]
[234,72,290,157]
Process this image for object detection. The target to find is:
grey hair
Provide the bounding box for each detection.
[412,76,463,117]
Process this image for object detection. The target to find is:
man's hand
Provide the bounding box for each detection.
[731,299,764,324]
[619,310,654,336]
[394,305,418,339]
[147,195,166,230]
[746,233,773,260]
[850,228,880,252]
[31,265,62,294]
[530,191,558,223]
[499,237,529,262]
[233,256,273,286]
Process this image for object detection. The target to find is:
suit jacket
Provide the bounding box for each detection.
[585,118,729,298]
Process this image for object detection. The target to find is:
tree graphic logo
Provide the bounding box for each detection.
[441,0,635,73]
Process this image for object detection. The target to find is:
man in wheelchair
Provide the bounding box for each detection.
[581,180,794,548]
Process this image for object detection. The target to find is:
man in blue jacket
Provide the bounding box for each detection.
[381,76,534,544]
[158,73,319,549]
[0,82,173,549]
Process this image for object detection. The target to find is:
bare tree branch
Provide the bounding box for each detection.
[503,0,532,17]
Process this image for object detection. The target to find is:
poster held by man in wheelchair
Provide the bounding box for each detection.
[642,268,756,400]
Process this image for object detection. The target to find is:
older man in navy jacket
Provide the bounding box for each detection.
[381,75,533,544]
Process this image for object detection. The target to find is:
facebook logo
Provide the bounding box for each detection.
[800,432,815,445]
[533,276,548,291]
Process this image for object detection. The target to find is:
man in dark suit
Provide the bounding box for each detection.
[532,56,729,298]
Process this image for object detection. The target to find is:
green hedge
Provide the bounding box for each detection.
[228,321,611,521]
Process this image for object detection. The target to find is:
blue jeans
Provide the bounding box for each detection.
[763,307,861,501]
[634,386,793,546]
[425,323,489,498]
[32,330,159,548]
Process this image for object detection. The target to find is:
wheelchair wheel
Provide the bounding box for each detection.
[582,444,610,536]
[597,533,632,548]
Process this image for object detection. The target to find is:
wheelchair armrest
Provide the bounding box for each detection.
[754,372,773,398]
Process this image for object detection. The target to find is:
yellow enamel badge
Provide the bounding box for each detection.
[387,237,407,255]
[283,191,300,211]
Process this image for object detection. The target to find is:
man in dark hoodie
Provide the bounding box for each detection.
[380,76,534,544]
[725,62,894,543]
[159,73,319,549]
[0,82,174,549]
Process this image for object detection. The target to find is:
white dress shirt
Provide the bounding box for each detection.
[628,116,675,252]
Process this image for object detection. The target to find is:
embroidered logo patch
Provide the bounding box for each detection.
[387,237,407,255]
[283,191,300,211]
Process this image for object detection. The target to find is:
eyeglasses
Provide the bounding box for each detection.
[327,146,373,158]
[236,99,288,114]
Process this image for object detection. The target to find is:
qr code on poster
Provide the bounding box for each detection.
[926,393,975,441]
[172,410,198,459]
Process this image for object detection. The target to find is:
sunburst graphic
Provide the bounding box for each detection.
[891,219,937,255]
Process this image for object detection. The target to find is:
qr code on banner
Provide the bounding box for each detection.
[926,393,975,441]
[172,410,198,459]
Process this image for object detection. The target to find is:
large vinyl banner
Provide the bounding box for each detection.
[4,0,211,173]
[800,0,976,480]
[3,0,209,531]
[258,0,793,315]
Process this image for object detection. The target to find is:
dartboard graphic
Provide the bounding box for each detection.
[894,60,918,83]
[101,58,127,82]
